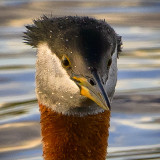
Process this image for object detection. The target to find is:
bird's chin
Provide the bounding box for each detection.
[36,88,103,116]
[57,95,105,116]
[65,98,105,116]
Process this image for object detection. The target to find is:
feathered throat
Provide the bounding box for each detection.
[39,104,110,160]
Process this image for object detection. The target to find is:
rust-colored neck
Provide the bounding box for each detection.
[39,104,110,160]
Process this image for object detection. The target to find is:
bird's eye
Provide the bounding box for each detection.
[62,55,71,68]
[107,59,112,67]
[89,79,96,86]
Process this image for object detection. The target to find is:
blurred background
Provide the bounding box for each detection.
[0,0,160,160]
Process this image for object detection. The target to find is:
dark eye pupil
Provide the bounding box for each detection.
[107,59,112,67]
[62,59,69,66]
[89,79,96,86]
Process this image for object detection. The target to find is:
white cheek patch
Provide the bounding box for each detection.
[36,43,80,113]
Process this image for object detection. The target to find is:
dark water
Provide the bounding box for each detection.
[0,0,160,160]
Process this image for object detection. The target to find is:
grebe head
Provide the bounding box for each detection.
[24,16,122,116]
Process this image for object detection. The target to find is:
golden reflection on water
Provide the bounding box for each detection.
[0,122,41,152]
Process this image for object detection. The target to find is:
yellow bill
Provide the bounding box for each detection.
[72,75,110,110]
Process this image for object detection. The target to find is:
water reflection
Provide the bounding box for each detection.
[0,122,41,152]
[0,0,160,160]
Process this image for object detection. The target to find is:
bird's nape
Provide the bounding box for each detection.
[24,15,122,160]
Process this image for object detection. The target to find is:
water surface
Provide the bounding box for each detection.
[0,0,160,160]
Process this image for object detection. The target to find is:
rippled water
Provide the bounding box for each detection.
[0,0,160,160]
